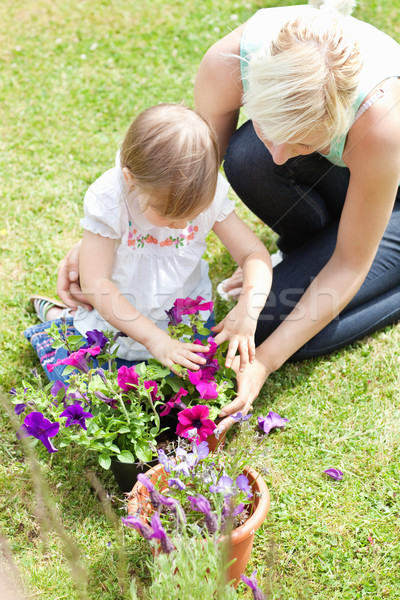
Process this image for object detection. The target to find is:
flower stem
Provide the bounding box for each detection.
[118,395,130,425]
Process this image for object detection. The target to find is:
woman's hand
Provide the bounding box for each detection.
[146,333,210,375]
[57,241,93,311]
[217,354,272,433]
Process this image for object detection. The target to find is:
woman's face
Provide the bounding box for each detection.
[253,122,327,165]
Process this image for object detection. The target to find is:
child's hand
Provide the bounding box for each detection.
[146,332,209,375]
[212,306,257,372]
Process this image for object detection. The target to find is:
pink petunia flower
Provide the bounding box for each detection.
[117,365,139,391]
[188,369,218,399]
[160,388,188,416]
[174,296,214,316]
[47,346,101,373]
[176,405,216,445]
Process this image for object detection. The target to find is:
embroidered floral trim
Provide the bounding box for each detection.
[127,223,199,250]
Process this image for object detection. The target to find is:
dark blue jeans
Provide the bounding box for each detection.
[224,120,400,359]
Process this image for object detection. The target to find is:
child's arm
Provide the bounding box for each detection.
[211,211,272,371]
[79,230,209,372]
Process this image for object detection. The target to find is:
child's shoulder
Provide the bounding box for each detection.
[198,172,233,225]
[89,166,122,195]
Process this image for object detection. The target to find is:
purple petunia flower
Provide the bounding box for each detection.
[84,329,108,349]
[14,403,27,416]
[258,411,289,435]
[232,412,253,423]
[176,405,216,445]
[17,411,60,453]
[95,368,107,383]
[117,365,139,391]
[50,380,68,398]
[241,570,266,600]
[47,346,101,374]
[165,304,182,326]
[60,403,94,430]
[93,390,117,408]
[324,468,343,481]
[236,474,253,499]
[149,513,175,554]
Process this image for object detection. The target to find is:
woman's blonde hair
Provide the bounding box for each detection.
[243,0,362,147]
[120,104,219,219]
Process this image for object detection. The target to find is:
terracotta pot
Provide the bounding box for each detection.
[127,463,270,587]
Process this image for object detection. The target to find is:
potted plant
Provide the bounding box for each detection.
[9,297,238,492]
[124,432,270,588]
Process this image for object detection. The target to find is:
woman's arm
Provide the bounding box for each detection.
[218,85,400,428]
[194,24,246,157]
[79,231,209,372]
[211,211,272,370]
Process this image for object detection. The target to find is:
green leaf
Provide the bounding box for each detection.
[146,360,171,377]
[194,324,211,335]
[98,454,112,470]
[107,444,121,453]
[118,450,136,463]
[135,439,154,463]
[117,426,131,434]
[61,365,77,376]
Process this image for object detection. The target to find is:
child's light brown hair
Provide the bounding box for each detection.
[120,104,220,219]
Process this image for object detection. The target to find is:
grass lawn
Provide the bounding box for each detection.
[1,0,400,598]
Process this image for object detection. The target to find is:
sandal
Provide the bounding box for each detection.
[29,295,68,323]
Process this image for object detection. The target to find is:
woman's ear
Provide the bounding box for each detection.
[122,167,135,187]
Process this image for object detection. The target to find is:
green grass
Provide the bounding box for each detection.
[1,0,400,598]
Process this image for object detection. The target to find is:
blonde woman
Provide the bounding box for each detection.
[57,1,400,429]
[193,0,400,428]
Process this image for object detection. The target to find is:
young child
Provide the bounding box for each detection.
[26,104,272,381]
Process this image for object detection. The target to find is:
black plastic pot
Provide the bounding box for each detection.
[110,409,180,493]
[110,457,159,494]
